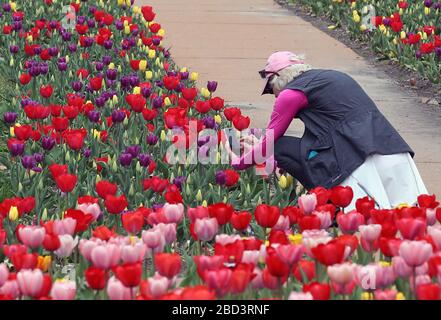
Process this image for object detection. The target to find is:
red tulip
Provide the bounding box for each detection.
[85,267,107,290]
[96,180,118,199]
[355,196,376,220]
[181,87,197,101]
[163,76,180,91]
[104,195,128,214]
[230,211,252,231]
[35,274,52,299]
[418,194,439,209]
[298,215,321,232]
[24,104,50,120]
[265,248,290,278]
[303,282,331,300]
[311,241,345,266]
[113,262,142,287]
[52,117,69,131]
[19,73,32,85]
[262,267,287,289]
[180,285,216,300]
[416,283,441,300]
[62,105,79,120]
[224,169,240,187]
[125,94,146,113]
[209,97,224,111]
[141,6,156,22]
[89,77,103,91]
[154,253,181,278]
[64,209,93,233]
[55,174,77,193]
[208,203,234,225]
[229,264,254,294]
[232,115,250,131]
[43,233,60,251]
[11,252,38,271]
[63,129,86,151]
[40,85,53,98]
[142,108,158,121]
[292,260,316,283]
[214,240,244,264]
[396,217,426,240]
[121,210,144,234]
[195,101,211,114]
[282,206,303,226]
[254,204,280,228]
[223,107,241,121]
[268,229,290,245]
[330,186,353,208]
[336,210,365,234]
[92,226,116,241]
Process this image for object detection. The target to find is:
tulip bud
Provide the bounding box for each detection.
[148,50,156,59]
[196,189,203,201]
[65,151,70,162]
[424,7,430,15]
[164,97,171,106]
[187,174,192,184]
[257,196,262,205]
[139,60,147,71]
[223,196,227,203]
[287,175,294,186]
[41,208,48,221]
[8,206,19,221]
[136,162,141,173]
[96,175,101,184]
[158,29,165,37]
[145,71,153,80]
[185,184,191,196]
[112,160,118,172]
[129,183,135,197]
[246,184,251,194]
[133,86,141,94]
[214,115,222,124]
[201,88,210,99]
[109,63,115,69]
[38,178,44,190]
[10,58,14,67]
[202,200,208,207]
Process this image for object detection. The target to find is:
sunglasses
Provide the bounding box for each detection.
[258,70,280,79]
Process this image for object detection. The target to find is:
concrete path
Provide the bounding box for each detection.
[137,0,441,196]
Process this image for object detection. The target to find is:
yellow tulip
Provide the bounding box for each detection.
[160,130,166,141]
[400,31,406,39]
[278,175,288,189]
[8,206,19,221]
[361,292,374,300]
[139,60,147,71]
[180,67,188,73]
[360,25,367,32]
[190,72,199,81]
[201,88,211,99]
[117,0,124,6]
[202,200,208,207]
[158,29,165,37]
[109,62,115,69]
[396,292,405,300]
[10,2,16,11]
[424,7,430,15]
[145,70,153,80]
[214,114,222,124]
[124,25,131,35]
[132,6,140,14]
[164,97,172,107]
[288,234,302,245]
[148,50,156,59]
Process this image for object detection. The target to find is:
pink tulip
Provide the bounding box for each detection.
[355,263,396,290]
[163,203,184,224]
[146,273,170,298]
[54,235,78,258]
[153,223,177,244]
[250,267,264,290]
[204,268,232,296]
[336,210,365,234]
[288,292,313,300]
[302,230,332,257]
[187,206,209,223]
[328,263,355,285]
[392,256,413,278]
[106,276,134,300]
[274,244,304,267]
[90,244,121,269]
[120,242,146,264]
[79,238,102,261]
[194,255,225,274]
[416,263,429,276]
[18,226,46,249]
[313,210,332,229]
[194,217,218,241]
[298,193,317,214]
[50,280,76,300]
[77,202,101,221]
[17,269,43,297]
[359,224,382,252]
[53,218,77,236]
[214,234,241,246]
[399,240,433,267]
[415,274,432,288]
[374,289,397,300]
[0,263,9,287]
[273,215,290,231]
[0,280,20,298]
[142,229,165,254]
[426,208,437,226]
[241,250,261,265]
[427,226,441,251]
[396,218,426,240]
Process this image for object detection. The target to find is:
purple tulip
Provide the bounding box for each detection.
[41,136,56,151]
[146,134,159,146]
[33,153,44,163]
[87,110,101,123]
[180,72,189,80]
[115,20,123,30]
[83,148,92,158]
[49,20,58,29]
[434,2,441,9]
[9,45,19,54]
[215,171,227,185]
[95,62,104,71]
[207,81,218,93]
[424,0,433,7]
[48,47,59,57]
[152,37,161,46]
[103,40,113,50]
[87,19,95,28]
[138,153,151,167]
[72,81,83,92]
[435,47,441,58]
[9,141,25,157]
[3,3,11,12]
[173,176,186,190]
[125,145,141,158]
[102,55,112,65]
[32,167,43,173]
[77,16,86,24]
[58,62,68,72]
[141,86,151,98]
[3,112,17,123]
[68,43,77,53]
[111,109,126,123]
[21,155,36,169]
[106,69,117,80]
[61,31,72,41]
[119,153,133,166]
[152,96,163,109]
[416,50,422,59]
[203,116,216,129]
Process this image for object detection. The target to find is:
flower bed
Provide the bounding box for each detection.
[291,0,441,83]
[0,0,440,300]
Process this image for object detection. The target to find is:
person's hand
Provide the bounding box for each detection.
[240,134,260,153]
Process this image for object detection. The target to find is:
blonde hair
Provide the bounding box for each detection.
[270,55,312,94]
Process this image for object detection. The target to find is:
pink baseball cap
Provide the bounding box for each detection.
[260,51,304,95]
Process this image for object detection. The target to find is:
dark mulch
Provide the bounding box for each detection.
[276,0,441,106]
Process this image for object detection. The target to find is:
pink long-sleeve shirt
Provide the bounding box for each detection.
[232,89,309,170]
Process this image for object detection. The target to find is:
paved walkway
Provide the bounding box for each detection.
[137,0,441,196]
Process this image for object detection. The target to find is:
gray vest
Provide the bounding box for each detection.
[284,69,413,189]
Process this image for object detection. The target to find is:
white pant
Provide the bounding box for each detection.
[340,153,428,210]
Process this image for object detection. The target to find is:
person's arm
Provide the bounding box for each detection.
[231,89,308,170]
